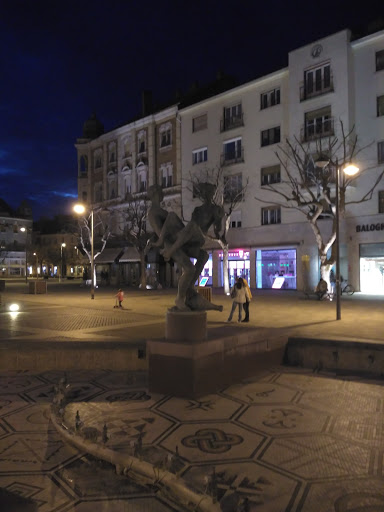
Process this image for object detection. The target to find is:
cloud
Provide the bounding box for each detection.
[0,165,27,176]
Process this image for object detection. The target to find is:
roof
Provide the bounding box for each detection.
[119,247,140,262]
[94,248,124,264]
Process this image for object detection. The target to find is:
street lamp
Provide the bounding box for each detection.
[20,227,28,283]
[334,159,359,320]
[316,156,359,320]
[33,252,38,279]
[74,204,95,299]
[59,243,66,283]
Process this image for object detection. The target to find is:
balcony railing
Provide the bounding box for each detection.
[300,76,334,101]
[220,148,244,166]
[300,118,334,142]
[220,114,244,132]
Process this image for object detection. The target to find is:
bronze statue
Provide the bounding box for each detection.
[147,184,224,312]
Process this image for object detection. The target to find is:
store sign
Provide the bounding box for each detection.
[356,223,384,233]
[219,250,250,259]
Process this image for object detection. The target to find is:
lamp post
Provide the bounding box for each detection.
[316,156,359,320]
[33,252,38,279]
[59,243,66,283]
[20,227,28,283]
[74,204,94,299]
[334,159,359,320]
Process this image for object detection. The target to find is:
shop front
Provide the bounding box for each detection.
[256,248,297,290]
[219,249,250,288]
[359,243,384,294]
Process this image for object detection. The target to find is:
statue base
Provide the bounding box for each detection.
[147,310,285,398]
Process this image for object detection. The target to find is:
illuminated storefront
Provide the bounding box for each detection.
[219,250,250,288]
[256,249,297,290]
[359,243,384,294]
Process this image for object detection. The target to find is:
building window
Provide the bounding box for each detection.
[221,103,243,131]
[376,50,384,71]
[13,225,18,233]
[82,191,87,202]
[379,191,384,214]
[378,141,384,163]
[192,147,208,165]
[95,183,103,202]
[302,63,332,100]
[159,122,172,148]
[108,143,116,163]
[192,114,207,132]
[123,137,132,158]
[79,155,88,175]
[94,150,102,168]
[261,164,281,185]
[124,175,132,197]
[260,88,280,110]
[230,210,242,228]
[224,174,243,202]
[261,127,280,147]
[1,224,6,232]
[137,165,147,192]
[302,106,333,142]
[261,206,281,225]
[160,163,173,188]
[377,95,384,117]
[137,130,146,154]
[222,138,243,165]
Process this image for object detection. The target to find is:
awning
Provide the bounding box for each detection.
[119,247,140,262]
[94,248,124,264]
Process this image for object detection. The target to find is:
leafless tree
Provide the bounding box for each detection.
[256,121,384,289]
[119,193,152,289]
[189,166,249,294]
[77,209,112,284]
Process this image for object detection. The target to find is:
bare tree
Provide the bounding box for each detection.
[189,166,249,294]
[76,209,112,285]
[256,122,384,289]
[120,193,152,289]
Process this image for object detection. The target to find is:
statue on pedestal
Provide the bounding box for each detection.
[147,184,224,312]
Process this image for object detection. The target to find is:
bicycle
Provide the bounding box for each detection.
[341,280,355,296]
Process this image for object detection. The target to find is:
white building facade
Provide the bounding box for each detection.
[180,28,384,293]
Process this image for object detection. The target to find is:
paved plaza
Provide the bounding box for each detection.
[0,280,384,511]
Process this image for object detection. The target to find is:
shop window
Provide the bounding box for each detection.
[261,164,281,185]
[261,206,281,225]
[256,249,297,289]
[379,190,384,213]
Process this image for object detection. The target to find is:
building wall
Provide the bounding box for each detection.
[179,28,384,293]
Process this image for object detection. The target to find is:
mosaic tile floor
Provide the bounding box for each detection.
[2,368,384,511]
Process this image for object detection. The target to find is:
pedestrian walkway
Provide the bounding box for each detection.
[1,281,384,510]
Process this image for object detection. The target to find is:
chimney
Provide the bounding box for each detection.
[142,90,153,116]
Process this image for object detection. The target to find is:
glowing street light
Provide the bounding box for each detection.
[20,227,28,283]
[59,243,66,282]
[33,252,38,279]
[73,204,95,299]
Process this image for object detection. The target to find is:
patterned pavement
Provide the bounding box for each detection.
[2,367,384,511]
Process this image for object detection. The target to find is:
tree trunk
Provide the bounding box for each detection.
[222,245,230,295]
[139,252,147,290]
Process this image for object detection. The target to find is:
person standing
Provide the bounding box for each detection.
[241,277,252,322]
[115,288,124,308]
[227,277,251,323]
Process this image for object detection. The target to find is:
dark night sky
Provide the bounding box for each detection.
[1,0,383,221]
